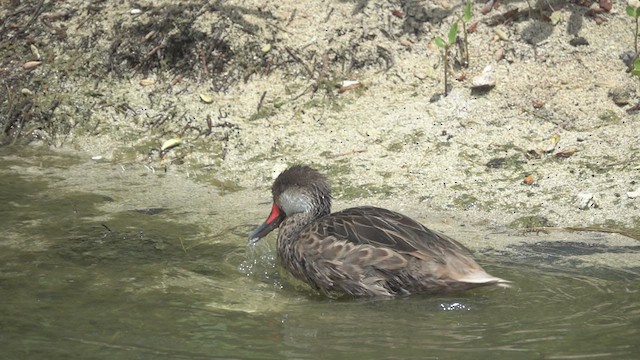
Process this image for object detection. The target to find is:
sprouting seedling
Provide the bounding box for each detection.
[627,2,640,55]
[457,0,473,67]
[434,21,459,96]
[626,2,640,76]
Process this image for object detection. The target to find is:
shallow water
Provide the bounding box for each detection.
[1,148,639,359]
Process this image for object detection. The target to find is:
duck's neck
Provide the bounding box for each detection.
[277,212,316,245]
[276,211,319,273]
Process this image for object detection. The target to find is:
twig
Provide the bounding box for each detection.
[286,9,297,27]
[21,0,46,33]
[290,84,315,101]
[326,148,368,158]
[179,237,187,253]
[256,91,267,113]
[200,49,208,75]
[526,226,640,241]
[285,46,314,77]
[324,7,334,23]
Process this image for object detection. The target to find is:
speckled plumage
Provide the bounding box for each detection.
[249,165,509,297]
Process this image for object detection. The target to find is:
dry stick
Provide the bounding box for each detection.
[75,13,95,30]
[316,51,329,84]
[21,0,45,32]
[286,8,297,27]
[256,91,267,113]
[443,46,449,96]
[290,84,315,101]
[526,226,640,241]
[200,49,208,75]
[324,7,334,23]
[327,149,368,159]
[179,237,187,253]
[635,14,639,55]
[285,46,314,78]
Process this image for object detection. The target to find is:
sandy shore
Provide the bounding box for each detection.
[1,1,638,264]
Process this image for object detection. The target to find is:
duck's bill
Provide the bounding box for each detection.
[248,203,285,245]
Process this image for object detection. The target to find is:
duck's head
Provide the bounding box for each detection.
[248,165,332,245]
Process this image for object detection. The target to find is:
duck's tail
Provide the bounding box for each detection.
[458,271,512,288]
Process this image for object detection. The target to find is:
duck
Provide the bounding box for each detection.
[248,165,510,297]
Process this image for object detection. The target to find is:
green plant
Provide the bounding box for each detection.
[434,21,458,96]
[627,3,640,75]
[457,0,473,67]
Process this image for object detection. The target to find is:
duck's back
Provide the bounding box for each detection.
[288,206,507,296]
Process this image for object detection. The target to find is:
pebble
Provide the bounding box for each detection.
[161,138,182,151]
[569,37,589,47]
[620,51,635,68]
[627,188,640,199]
[576,192,596,210]
[23,61,41,70]
[494,28,508,41]
[366,128,381,138]
[200,94,213,103]
[608,85,634,106]
[30,44,41,60]
[550,11,563,25]
[471,65,496,89]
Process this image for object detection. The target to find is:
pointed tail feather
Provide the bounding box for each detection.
[458,271,512,288]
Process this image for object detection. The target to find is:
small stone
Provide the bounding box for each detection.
[22,61,41,70]
[576,192,596,210]
[532,99,545,108]
[494,28,508,41]
[161,138,182,151]
[627,188,640,199]
[523,175,535,185]
[30,44,41,60]
[261,44,272,53]
[620,51,635,68]
[366,128,381,138]
[139,78,155,86]
[550,11,563,25]
[414,70,429,80]
[608,85,634,106]
[199,94,213,103]
[471,65,496,90]
[569,37,589,47]
[555,147,578,158]
[399,39,413,49]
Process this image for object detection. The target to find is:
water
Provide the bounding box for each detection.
[1,148,639,359]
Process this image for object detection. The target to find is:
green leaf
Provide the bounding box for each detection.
[627,5,637,18]
[464,0,472,22]
[633,59,640,76]
[448,21,459,45]
[434,36,446,49]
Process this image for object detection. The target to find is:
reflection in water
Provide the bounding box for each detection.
[1,149,639,359]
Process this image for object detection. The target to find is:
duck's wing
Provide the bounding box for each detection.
[309,206,473,258]
[298,206,509,294]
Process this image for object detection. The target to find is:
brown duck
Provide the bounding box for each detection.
[249,165,509,297]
